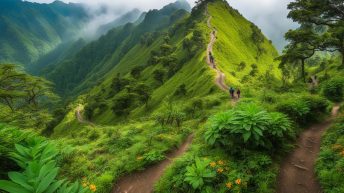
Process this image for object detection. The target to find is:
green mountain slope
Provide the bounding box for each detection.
[0,0,89,66]
[45,0,192,96]
[46,0,282,192]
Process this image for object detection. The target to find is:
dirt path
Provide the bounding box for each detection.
[277,105,340,193]
[75,105,95,127]
[112,134,194,193]
[206,10,228,91]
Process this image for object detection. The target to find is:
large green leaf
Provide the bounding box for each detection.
[8,172,33,191]
[0,180,31,193]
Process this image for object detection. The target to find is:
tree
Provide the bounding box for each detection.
[153,69,166,84]
[131,66,145,79]
[277,27,320,82]
[287,0,344,66]
[132,83,152,106]
[0,64,57,111]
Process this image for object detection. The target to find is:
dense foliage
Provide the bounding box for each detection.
[205,103,293,152]
[316,115,344,193]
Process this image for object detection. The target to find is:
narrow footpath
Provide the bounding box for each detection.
[75,105,95,127]
[112,135,194,193]
[277,105,340,193]
[206,10,228,91]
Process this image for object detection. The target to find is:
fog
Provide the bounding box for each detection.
[26,0,298,51]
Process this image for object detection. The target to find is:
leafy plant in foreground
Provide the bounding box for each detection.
[0,139,90,193]
[205,103,292,151]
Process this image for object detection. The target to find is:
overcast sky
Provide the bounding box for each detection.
[26,0,298,51]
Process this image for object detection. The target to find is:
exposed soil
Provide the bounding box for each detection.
[206,11,228,91]
[75,105,95,127]
[112,134,194,193]
[277,105,340,193]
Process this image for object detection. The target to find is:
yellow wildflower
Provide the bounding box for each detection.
[340,150,344,157]
[209,162,217,168]
[218,160,224,165]
[136,156,144,160]
[235,179,242,185]
[217,168,224,173]
[226,182,232,189]
[89,184,97,192]
[333,144,342,150]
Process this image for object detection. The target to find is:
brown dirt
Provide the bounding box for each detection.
[277,105,340,193]
[206,12,228,91]
[75,105,95,127]
[112,134,194,193]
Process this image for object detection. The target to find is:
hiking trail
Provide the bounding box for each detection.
[277,105,340,193]
[206,9,228,91]
[75,105,95,127]
[112,134,194,193]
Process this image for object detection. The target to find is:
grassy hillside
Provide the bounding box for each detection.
[46,0,284,192]
[208,1,280,86]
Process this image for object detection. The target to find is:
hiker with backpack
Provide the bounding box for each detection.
[229,87,235,99]
[237,88,241,99]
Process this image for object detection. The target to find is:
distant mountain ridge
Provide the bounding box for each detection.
[0,0,90,66]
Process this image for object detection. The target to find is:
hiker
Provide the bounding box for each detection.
[210,54,215,65]
[236,88,241,99]
[229,87,235,99]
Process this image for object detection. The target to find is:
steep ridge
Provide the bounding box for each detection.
[0,0,89,66]
[206,9,228,91]
[44,1,191,96]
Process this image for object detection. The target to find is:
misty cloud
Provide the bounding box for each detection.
[26,0,297,51]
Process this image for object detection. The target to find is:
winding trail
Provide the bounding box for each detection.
[75,105,95,127]
[112,134,194,193]
[277,105,340,193]
[206,10,228,91]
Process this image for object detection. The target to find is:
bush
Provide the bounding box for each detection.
[0,139,90,193]
[275,95,329,124]
[322,77,344,102]
[316,117,344,193]
[205,103,293,152]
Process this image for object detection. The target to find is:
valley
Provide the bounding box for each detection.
[1,0,344,193]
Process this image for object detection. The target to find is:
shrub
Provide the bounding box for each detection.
[322,77,344,102]
[205,103,292,152]
[0,139,90,193]
[184,158,216,190]
[276,95,329,124]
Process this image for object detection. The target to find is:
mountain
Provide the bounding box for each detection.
[51,0,278,125]
[44,0,193,96]
[0,0,90,67]
[96,9,142,36]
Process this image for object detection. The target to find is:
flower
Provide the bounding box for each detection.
[235,179,242,185]
[226,182,232,189]
[136,156,144,160]
[340,150,344,157]
[89,184,97,192]
[217,168,224,173]
[333,144,343,150]
[210,162,217,168]
[218,160,224,165]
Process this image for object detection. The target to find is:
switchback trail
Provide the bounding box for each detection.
[75,105,95,127]
[112,134,194,193]
[277,105,340,193]
[206,9,228,91]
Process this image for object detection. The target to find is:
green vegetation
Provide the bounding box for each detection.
[2,0,344,193]
[316,114,344,193]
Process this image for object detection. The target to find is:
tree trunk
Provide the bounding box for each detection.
[301,59,306,83]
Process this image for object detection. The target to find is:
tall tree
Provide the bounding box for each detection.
[278,27,320,82]
[288,0,344,66]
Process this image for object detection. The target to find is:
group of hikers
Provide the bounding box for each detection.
[229,87,241,99]
[208,29,241,100]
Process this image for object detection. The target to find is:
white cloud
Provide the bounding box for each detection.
[25,0,297,51]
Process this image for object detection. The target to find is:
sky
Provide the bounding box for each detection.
[26,0,298,51]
